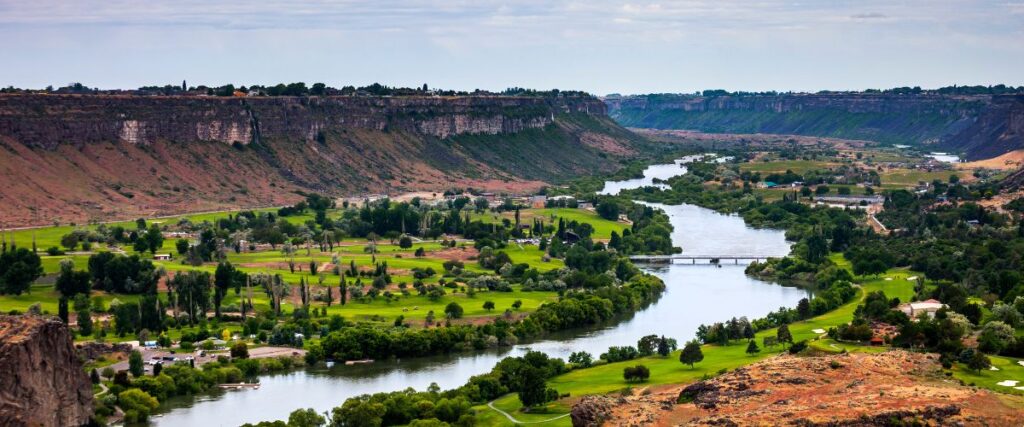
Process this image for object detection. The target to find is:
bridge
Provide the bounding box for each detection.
[628,254,777,264]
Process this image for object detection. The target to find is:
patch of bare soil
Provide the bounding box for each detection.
[432,246,479,262]
[573,351,1023,427]
[957,149,1024,171]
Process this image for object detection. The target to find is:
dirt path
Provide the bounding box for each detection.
[486,400,571,424]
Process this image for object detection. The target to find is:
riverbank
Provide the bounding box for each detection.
[473,254,918,424]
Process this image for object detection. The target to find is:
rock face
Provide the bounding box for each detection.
[606,93,1024,160]
[0,94,604,149]
[570,395,617,427]
[0,94,648,227]
[0,315,93,427]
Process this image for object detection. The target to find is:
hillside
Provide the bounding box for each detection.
[0,94,656,227]
[606,93,1024,160]
[571,351,1023,426]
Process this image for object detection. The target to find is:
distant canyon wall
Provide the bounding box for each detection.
[0,94,605,149]
[606,93,1024,160]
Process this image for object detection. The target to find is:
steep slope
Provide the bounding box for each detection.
[0,94,655,227]
[0,315,93,427]
[607,93,1024,160]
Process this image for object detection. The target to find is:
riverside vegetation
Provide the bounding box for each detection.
[0,190,677,424]
[239,149,1024,427]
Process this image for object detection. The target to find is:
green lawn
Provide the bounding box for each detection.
[2,236,566,332]
[739,159,838,174]
[880,169,969,187]
[952,354,1024,396]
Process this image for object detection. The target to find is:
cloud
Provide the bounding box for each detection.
[0,0,1021,92]
[850,12,887,20]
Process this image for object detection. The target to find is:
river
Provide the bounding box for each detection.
[152,158,808,426]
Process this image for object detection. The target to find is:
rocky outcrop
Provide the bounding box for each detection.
[0,315,93,427]
[606,93,1024,160]
[577,352,1022,426]
[570,395,617,427]
[76,342,133,362]
[0,94,604,149]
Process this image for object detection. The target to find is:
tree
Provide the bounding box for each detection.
[331,399,386,427]
[231,341,249,359]
[399,235,413,249]
[596,199,620,221]
[967,350,991,372]
[796,298,811,319]
[213,262,235,319]
[445,302,464,319]
[74,294,93,336]
[517,366,555,407]
[340,276,347,306]
[679,340,704,368]
[657,335,671,356]
[0,247,43,295]
[483,301,495,311]
[568,351,593,368]
[288,408,326,427]
[777,324,793,346]
[129,350,144,377]
[54,259,90,323]
[623,365,650,382]
[175,238,190,255]
[90,368,100,384]
[171,270,212,325]
[745,340,760,355]
[512,300,523,310]
[143,224,164,255]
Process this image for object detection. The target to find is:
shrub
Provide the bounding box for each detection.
[118,389,159,422]
[230,341,249,359]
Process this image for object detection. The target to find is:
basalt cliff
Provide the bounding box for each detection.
[606,93,1024,160]
[0,315,93,427]
[0,94,655,226]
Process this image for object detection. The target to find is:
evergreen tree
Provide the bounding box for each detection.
[777,324,793,346]
[746,340,760,355]
[657,335,671,356]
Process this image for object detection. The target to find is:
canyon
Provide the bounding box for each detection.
[0,94,653,227]
[606,93,1024,160]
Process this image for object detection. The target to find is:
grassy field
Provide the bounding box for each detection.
[475,254,921,424]
[0,204,580,334]
[3,207,325,255]
[739,159,839,174]
[472,208,627,240]
[880,169,971,188]
[952,354,1024,396]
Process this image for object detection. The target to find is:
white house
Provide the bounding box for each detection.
[896,299,946,319]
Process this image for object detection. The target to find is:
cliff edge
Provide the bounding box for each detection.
[0,94,655,226]
[0,315,93,427]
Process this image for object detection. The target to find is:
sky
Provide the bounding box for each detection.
[0,0,1022,95]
